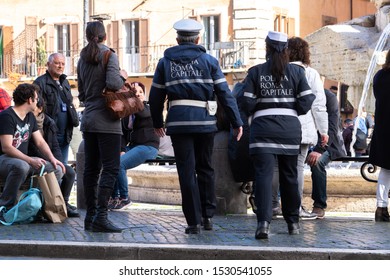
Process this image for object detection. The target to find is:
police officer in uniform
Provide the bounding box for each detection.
[241,31,315,239]
[149,19,243,234]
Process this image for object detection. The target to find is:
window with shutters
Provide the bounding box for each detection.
[55,24,71,57]
[274,14,295,37]
[125,20,140,55]
[122,19,149,72]
[201,15,220,51]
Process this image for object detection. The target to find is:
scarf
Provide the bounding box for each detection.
[36,113,45,136]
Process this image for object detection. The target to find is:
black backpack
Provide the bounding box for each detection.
[353,129,368,150]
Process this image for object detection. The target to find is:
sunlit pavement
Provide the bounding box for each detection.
[1,203,389,260]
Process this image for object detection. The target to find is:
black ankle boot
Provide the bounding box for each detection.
[375,207,390,222]
[287,222,300,235]
[92,215,123,232]
[84,215,94,231]
[185,225,200,234]
[255,221,270,239]
[91,188,123,233]
[202,218,213,230]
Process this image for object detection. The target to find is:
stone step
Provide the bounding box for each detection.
[302,162,377,212]
[127,163,379,213]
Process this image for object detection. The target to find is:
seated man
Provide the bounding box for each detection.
[0,83,65,215]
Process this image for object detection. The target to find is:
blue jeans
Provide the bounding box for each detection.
[310,150,331,209]
[113,145,158,199]
[58,135,70,164]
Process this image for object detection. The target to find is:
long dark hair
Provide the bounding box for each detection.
[80,21,106,65]
[382,50,390,71]
[266,44,289,86]
[36,93,46,112]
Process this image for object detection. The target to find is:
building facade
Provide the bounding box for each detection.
[0,0,376,95]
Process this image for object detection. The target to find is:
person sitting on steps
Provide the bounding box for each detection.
[28,96,80,217]
[0,83,65,217]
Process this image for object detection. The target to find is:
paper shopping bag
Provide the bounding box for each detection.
[37,168,67,223]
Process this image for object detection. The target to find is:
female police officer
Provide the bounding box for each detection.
[241,31,315,239]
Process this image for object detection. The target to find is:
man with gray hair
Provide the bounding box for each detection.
[33,53,80,217]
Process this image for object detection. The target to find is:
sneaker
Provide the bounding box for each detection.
[312,207,325,219]
[108,197,120,210]
[114,198,132,210]
[66,202,77,211]
[299,206,317,220]
[272,207,282,217]
[66,205,80,218]
[375,207,390,222]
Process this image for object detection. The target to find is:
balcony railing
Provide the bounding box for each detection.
[0,41,254,79]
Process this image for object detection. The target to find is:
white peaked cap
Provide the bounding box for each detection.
[173,19,203,35]
[267,31,288,42]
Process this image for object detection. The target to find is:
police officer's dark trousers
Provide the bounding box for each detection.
[171,132,216,226]
[252,153,300,224]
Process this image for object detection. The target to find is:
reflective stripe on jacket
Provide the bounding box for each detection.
[241,61,315,155]
[149,43,242,135]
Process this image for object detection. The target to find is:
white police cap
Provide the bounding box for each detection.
[267,31,288,43]
[173,19,203,36]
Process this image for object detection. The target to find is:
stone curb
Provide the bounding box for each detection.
[1,240,389,260]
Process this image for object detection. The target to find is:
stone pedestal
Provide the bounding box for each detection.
[213,131,248,214]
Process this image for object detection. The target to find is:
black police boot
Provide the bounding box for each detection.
[255,221,270,239]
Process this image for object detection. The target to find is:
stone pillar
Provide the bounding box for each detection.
[213,131,248,214]
[76,141,86,209]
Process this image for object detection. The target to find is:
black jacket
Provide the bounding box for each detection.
[369,68,390,169]
[28,115,63,162]
[242,62,315,156]
[313,89,346,160]
[33,71,74,144]
[149,43,242,135]
[120,102,160,152]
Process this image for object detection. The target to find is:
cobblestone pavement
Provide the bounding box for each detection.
[1,205,390,259]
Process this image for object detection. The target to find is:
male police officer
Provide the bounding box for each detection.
[149,19,243,234]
